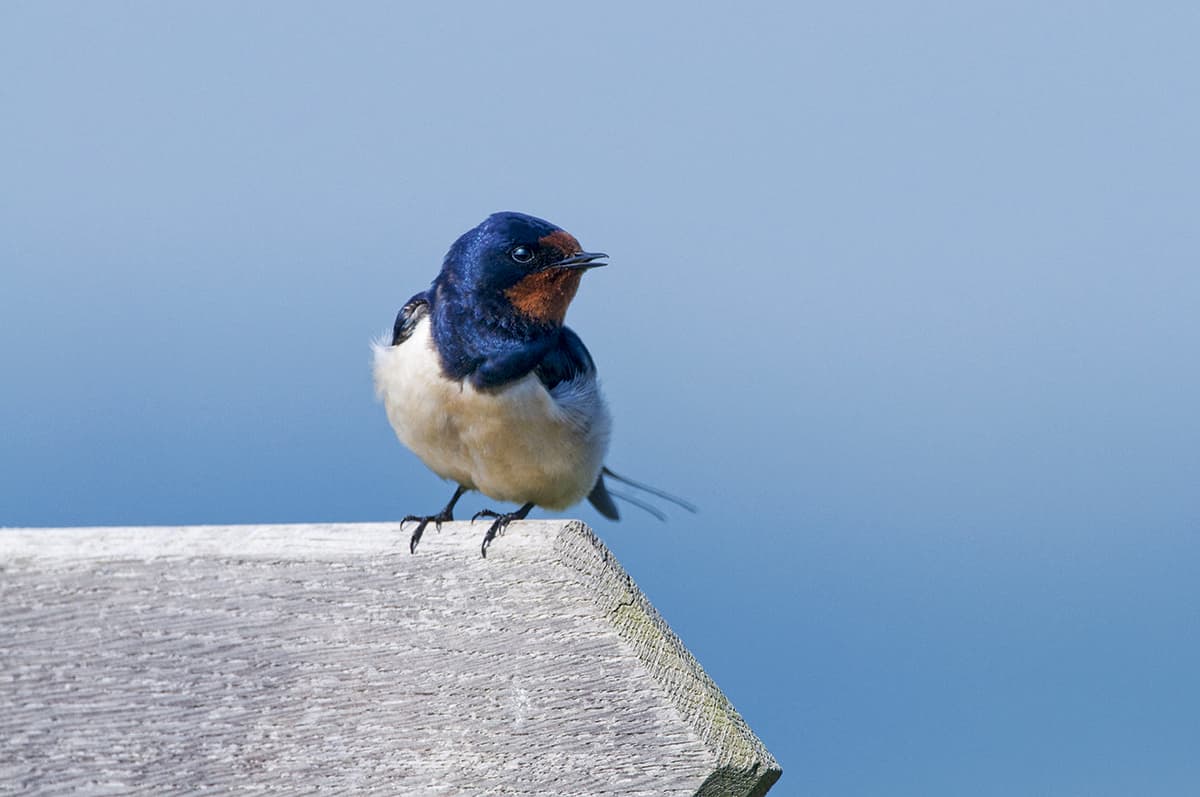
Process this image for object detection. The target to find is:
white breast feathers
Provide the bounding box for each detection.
[372,317,610,509]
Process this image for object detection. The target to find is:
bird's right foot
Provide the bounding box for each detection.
[401,485,469,554]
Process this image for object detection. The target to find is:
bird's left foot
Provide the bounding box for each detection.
[472,502,534,558]
[400,509,456,554]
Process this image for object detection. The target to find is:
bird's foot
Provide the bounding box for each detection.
[471,503,533,558]
[401,486,469,554]
[401,509,454,554]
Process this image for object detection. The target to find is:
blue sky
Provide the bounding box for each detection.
[3,3,1199,794]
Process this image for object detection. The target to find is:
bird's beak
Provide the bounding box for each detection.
[551,251,608,270]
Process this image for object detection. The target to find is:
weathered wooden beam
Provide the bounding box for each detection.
[0,520,781,796]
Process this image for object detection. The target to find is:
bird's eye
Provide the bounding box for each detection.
[510,246,534,264]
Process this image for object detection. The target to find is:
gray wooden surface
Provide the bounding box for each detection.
[0,520,780,796]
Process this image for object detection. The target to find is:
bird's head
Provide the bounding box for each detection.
[441,211,607,326]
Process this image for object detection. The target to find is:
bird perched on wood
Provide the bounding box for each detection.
[373,211,692,556]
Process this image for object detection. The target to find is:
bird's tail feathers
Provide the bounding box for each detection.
[586,476,620,520]
[606,488,667,521]
[592,466,698,522]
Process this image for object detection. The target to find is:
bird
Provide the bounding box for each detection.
[373,211,694,557]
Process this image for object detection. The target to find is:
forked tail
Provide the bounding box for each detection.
[587,466,698,521]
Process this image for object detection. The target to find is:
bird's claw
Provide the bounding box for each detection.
[400,514,430,530]
[469,508,511,556]
[480,516,512,558]
[402,511,452,554]
[477,505,533,557]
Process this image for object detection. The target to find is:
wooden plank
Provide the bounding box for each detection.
[0,521,781,796]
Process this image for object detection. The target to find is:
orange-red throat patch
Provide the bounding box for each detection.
[505,268,584,324]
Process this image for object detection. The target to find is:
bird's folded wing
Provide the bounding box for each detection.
[534,326,596,391]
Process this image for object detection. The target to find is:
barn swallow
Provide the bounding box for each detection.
[373,211,693,556]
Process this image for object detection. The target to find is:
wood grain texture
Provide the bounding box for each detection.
[0,521,781,796]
